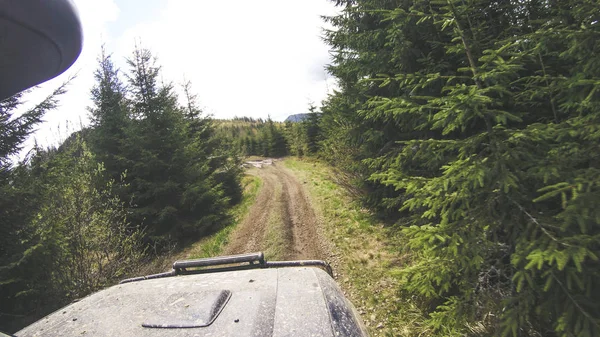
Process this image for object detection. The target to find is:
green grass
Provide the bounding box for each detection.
[262,181,289,260]
[186,173,262,259]
[283,157,428,337]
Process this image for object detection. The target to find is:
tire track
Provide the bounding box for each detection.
[224,161,326,261]
[224,169,275,255]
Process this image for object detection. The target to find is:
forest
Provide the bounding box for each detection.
[315,0,599,335]
[214,110,320,158]
[2,0,599,336]
[0,45,243,331]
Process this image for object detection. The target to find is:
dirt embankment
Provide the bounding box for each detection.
[225,160,328,261]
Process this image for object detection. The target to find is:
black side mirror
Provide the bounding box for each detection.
[0,0,83,100]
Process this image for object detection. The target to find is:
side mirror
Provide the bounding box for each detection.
[0,0,83,100]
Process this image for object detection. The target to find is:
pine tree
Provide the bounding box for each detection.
[178,80,234,223]
[264,117,287,157]
[284,120,306,156]
[88,46,129,182]
[0,82,70,172]
[120,45,234,242]
[0,82,71,331]
[1,137,144,332]
[24,138,143,299]
[121,45,188,239]
[321,0,600,335]
[304,105,322,155]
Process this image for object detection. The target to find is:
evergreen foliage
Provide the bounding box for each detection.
[1,129,143,332]
[319,0,600,335]
[1,43,243,332]
[285,107,322,157]
[87,44,240,243]
[14,138,144,308]
[285,119,309,157]
[0,84,72,331]
[88,46,129,182]
[215,117,288,157]
[1,2,598,335]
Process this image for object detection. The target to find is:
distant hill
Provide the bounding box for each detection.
[284,113,311,122]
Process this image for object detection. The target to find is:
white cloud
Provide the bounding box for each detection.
[114,0,339,120]
[24,0,339,152]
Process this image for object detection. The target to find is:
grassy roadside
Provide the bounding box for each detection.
[283,158,427,337]
[185,172,262,259]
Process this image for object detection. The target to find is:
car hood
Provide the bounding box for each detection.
[17,267,367,337]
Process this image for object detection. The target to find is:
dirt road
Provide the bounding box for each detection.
[225,160,327,261]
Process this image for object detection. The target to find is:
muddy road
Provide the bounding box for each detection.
[225,160,327,261]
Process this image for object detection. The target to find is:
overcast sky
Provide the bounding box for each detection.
[28,0,339,148]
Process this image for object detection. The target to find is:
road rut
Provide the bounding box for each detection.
[225,161,326,260]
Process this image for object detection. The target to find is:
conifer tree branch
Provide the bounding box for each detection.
[552,272,599,329]
[446,0,482,89]
[508,197,572,247]
[444,0,495,135]
[528,11,560,124]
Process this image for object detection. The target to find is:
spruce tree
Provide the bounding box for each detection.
[88,46,129,182]
[0,82,70,331]
[121,45,232,241]
[179,80,233,225]
[322,0,600,335]
[122,45,188,239]
[304,106,322,155]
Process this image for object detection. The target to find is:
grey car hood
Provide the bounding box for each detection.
[17,267,367,337]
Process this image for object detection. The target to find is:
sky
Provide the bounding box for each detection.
[28,0,340,148]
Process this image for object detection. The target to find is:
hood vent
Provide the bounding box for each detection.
[142,290,231,328]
